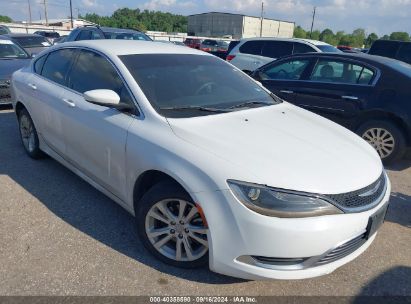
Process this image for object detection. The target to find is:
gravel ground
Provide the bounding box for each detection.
[0,107,410,296]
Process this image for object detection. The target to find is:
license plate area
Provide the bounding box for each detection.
[365,203,389,239]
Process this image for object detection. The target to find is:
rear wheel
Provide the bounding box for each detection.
[18,108,43,159]
[136,181,209,268]
[357,120,406,164]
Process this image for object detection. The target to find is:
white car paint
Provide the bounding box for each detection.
[11,40,389,280]
[228,38,337,72]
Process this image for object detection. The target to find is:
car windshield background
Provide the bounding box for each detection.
[310,59,374,84]
[104,32,151,41]
[13,36,51,48]
[260,59,310,80]
[68,50,134,105]
[293,43,316,54]
[0,40,29,59]
[120,54,276,117]
[316,45,341,53]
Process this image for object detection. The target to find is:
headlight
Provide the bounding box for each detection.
[227,180,343,218]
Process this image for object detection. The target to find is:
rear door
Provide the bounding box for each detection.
[260,41,294,64]
[61,49,136,201]
[292,57,377,127]
[233,40,265,72]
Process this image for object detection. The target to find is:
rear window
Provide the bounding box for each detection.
[103,31,151,41]
[315,45,341,53]
[239,41,264,56]
[293,43,316,54]
[261,41,293,58]
[0,40,29,59]
[13,36,51,48]
[45,32,60,38]
[369,40,400,58]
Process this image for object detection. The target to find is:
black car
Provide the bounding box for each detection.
[65,26,152,42]
[33,31,60,43]
[251,52,411,163]
[369,40,411,65]
[4,33,51,56]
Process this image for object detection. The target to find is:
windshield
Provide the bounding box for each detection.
[12,36,51,48]
[316,45,342,53]
[120,54,278,118]
[104,32,152,41]
[0,40,29,59]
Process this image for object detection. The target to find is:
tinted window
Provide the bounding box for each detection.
[69,50,133,105]
[239,41,264,56]
[34,54,47,74]
[76,30,92,41]
[369,40,400,58]
[41,49,75,85]
[0,40,29,59]
[262,41,293,58]
[396,43,411,64]
[293,43,316,54]
[120,54,277,118]
[316,45,341,53]
[103,31,151,41]
[310,59,375,84]
[12,36,51,48]
[260,59,310,80]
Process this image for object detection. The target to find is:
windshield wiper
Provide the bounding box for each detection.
[160,106,231,113]
[228,100,274,109]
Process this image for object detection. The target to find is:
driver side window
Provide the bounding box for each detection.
[261,59,310,80]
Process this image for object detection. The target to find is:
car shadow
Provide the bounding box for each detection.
[387,192,411,228]
[353,266,411,299]
[0,110,243,284]
[385,158,411,171]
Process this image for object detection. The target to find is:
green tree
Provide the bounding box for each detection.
[310,30,321,40]
[293,25,307,38]
[351,28,366,47]
[0,15,12,22]
[320,28,338,45]
[365,33,378,47]
[389,32,410,41]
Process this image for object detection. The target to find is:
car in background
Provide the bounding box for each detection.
[53,35,68,45]
[368,40,411,65]
[227,38,341,73]
[200,39,229,52]
[65,26,152,42]
[0,25,11,35]
[11,40,389,280]
[0,36,31,104]
[184,38,202,49]
[4,33,51,56]
[171,41,186,46]
[34,31,60,44]
[227,40,240,54]
[251,52,411,163]
[337,45,361,53]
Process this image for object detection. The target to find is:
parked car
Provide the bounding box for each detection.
[0,36,31,104]
[227,38,341,73]
[369,40,411,65]
[11,40,389,280]
[184,38,202,49]
[251,52,411,163]
[200,39,229,52]
[33,31,60,44]
[65,26,152,42]
[53,35,68,45]
[4,33,51,56]
[171,41,186,46]
[0,25,11,35]
[337,45,360,53]
[227,40,240,54]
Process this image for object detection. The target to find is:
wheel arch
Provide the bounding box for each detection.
[354,110,410,145]
[14,101,27,118]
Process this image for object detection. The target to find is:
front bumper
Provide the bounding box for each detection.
[193,178,391,280]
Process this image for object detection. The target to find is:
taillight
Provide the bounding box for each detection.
[226,55,236,61]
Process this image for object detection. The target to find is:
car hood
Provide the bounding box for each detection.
[167,102,382,194]
[0,58,31,79]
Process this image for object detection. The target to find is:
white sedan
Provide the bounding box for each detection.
[11,40,390,280]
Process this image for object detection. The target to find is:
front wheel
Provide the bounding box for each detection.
[136,181,209,268]
[18,108,43,159]
[357,120,406,164]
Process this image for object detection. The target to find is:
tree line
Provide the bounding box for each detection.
[294,26,410,48]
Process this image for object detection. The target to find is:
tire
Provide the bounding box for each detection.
[136,181,209,268]
[357,120,406,164]
[18,108,44,159]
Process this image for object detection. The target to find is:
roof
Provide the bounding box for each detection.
[4,33,43,38]
[187,12,294,24]
[57,40,210,56]
[99,27,144,33]
[239,37,332,46]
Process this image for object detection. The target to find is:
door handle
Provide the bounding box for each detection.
[280,90,294,94]
[342,95,359,100]
[28,83,37,90]
[62,98,76,108]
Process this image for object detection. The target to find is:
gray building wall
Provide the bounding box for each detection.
[188,13,294,39]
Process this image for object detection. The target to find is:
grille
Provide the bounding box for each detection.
[314,233,366,266]
[325,173,385,211]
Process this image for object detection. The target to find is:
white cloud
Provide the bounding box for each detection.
[82,0,98,8]
[142,0,196,10]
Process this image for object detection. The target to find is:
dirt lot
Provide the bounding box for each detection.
[0,107,410,296]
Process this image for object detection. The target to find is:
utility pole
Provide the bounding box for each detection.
[260,1,264,37]
[310,6,316,38]
[27,0,32,24]
[69,0,73,28]
[43,0,48,26]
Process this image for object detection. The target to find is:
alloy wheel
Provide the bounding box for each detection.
[145,199,208,262]
[362,128,395,159]
[19,115,36,153]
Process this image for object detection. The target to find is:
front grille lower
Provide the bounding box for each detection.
[314,233,367,266]
[325,173,386,211]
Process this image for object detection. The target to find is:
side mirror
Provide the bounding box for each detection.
[84,89,120,107]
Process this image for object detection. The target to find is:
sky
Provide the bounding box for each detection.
[2,0,411,36]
